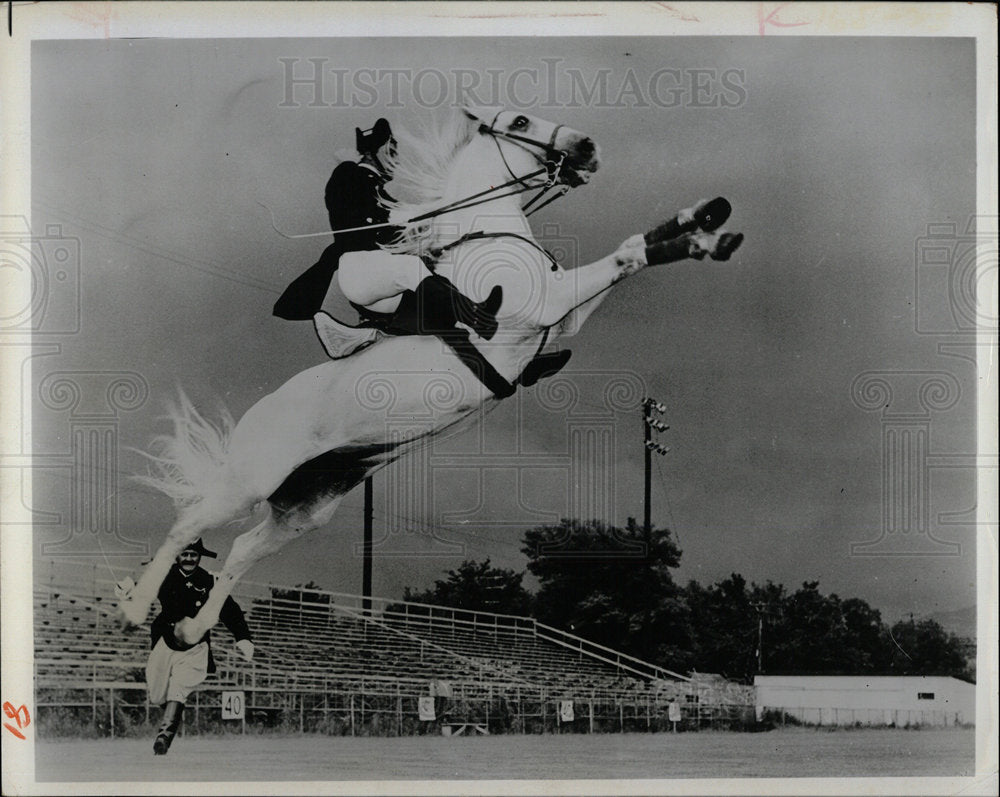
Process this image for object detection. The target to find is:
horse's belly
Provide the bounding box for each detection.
[224,338,490,497]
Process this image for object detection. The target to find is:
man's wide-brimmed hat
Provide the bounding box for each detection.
[356,118,393,155]
[180,538,217,559]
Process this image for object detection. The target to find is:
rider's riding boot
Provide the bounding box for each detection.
[391,274,502,340]
[517,349,572,388]
[379,274,513,398]
[153,700,184,755]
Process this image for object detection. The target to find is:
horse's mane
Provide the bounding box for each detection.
[381,110,478,256]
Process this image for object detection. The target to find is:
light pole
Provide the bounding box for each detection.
[642,397,669,542]
[363,476,373,615]
[751,601,767,673]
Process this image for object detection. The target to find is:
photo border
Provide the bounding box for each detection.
[1,3,996,795]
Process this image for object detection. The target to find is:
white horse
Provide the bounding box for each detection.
[120,107,742,642]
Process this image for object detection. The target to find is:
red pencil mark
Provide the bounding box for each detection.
[757,2,810,35]
[64,1,115,39]
[654,3,700,22]
[431,14,605,19]
[3,702,30,740]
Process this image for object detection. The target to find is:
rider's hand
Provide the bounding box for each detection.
[236,639,255,661]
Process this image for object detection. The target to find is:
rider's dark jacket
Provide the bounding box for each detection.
[150,563,252,673]
[273,161,397,321]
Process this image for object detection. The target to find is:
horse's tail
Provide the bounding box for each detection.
[132,389,235,509]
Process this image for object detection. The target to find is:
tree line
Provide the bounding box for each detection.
[400,518,974,683]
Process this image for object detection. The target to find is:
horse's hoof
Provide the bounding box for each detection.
[710,232,744,261]
[120,615,140,633]
[643,198,733,247]
[694,197,732,232]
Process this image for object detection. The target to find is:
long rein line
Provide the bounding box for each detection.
[261,164,555,241]
[263,128,572,241]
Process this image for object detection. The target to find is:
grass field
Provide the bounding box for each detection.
[34,726,975,782]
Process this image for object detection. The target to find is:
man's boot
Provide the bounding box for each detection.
[517,349,572,388]
[390,274,502,340]
[153,701,184,755]
[380,274,515,398]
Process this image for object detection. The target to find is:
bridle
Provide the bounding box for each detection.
[479,111,571,214]
[264,112,584,241]
[480,112,565,183]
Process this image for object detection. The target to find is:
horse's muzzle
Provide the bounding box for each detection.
[561,138,601,185]
[549,127,601,186]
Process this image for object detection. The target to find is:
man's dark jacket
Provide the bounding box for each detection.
[150,564,252,674]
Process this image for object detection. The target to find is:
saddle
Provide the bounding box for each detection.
[311,311,571,398]
[311,231,577,395]
[312,310,516,398]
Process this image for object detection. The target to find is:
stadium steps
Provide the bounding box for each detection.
[33,567,684,700]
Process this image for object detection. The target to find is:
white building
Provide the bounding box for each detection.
[754,675,975,727]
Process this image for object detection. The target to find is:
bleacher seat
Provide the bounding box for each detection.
[34,568,681,702]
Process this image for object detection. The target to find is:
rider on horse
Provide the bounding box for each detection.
[274,118,502,341]
[274,118,569,393]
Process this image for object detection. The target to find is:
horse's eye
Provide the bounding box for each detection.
[512,115,530,130]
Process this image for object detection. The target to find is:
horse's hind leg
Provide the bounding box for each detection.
[174,494,345,644]
[120,495,254,625]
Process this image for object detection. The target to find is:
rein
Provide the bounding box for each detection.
[266,117,577,241]
[429,229,559,271]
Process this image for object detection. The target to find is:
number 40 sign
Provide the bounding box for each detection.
[221,691,245,720]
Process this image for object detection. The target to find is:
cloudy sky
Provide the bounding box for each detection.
[28,35,979,626]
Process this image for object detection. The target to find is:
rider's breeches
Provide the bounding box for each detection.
[146,638,209,705]
[337,250,431,314]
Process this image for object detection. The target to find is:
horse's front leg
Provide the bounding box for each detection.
[543,215,743,331]
[174,496,344,644]
[554,200,730,336]
[537,232,669,329]
[537,243,648,329]
[644,229,744,265]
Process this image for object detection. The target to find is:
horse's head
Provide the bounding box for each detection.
[463,107,601,188]
[382,108,602,256]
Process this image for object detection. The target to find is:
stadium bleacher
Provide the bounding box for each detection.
[32,561,762,737]
[33,562,684,700]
